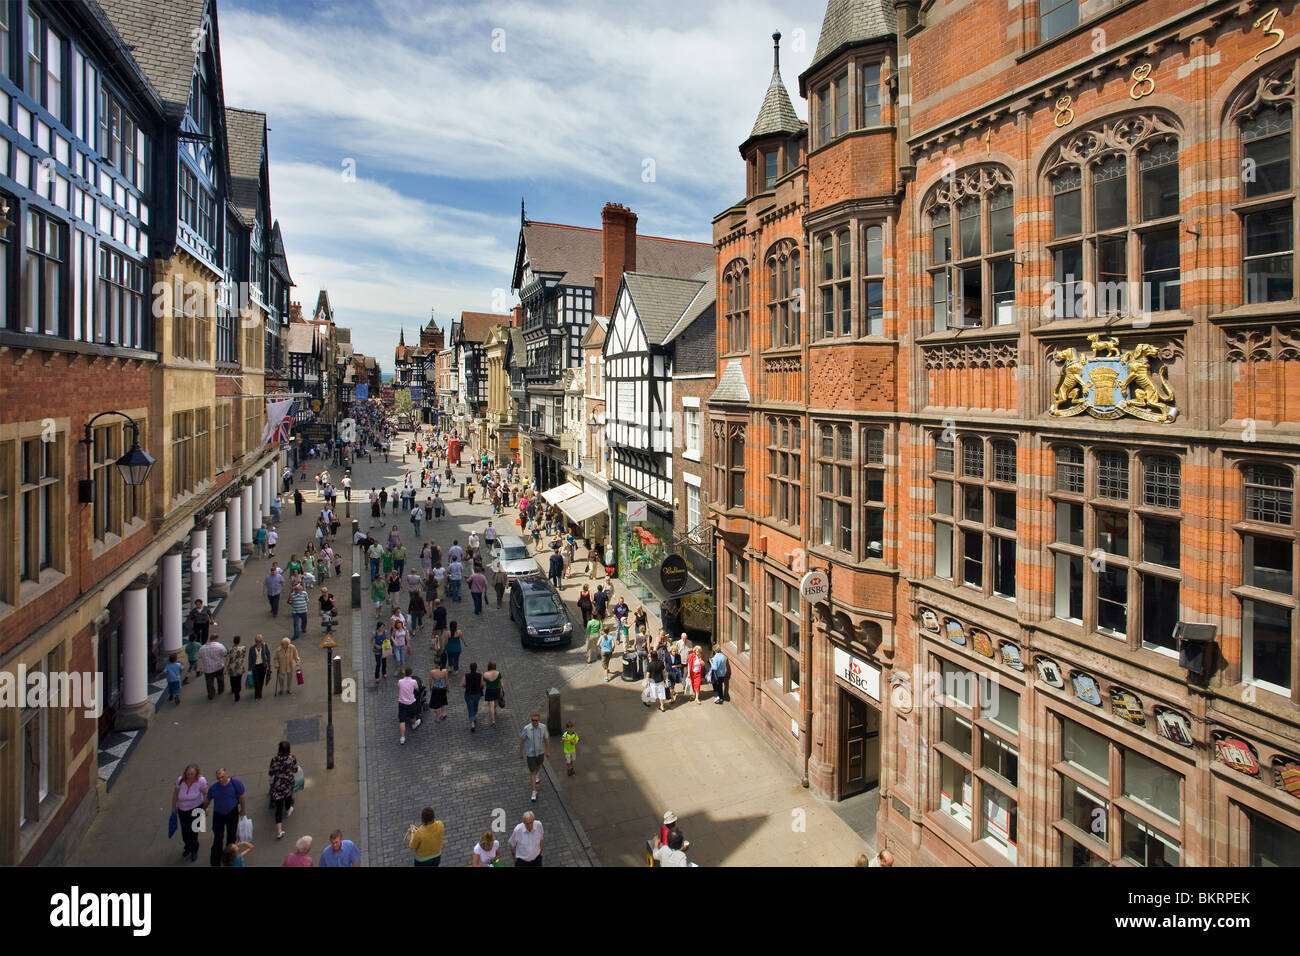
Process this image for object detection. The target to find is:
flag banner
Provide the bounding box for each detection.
[355,384,369,401]
[410,386,423,404]
[261,398,298,445]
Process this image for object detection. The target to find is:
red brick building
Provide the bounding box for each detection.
[711,0,1300,866]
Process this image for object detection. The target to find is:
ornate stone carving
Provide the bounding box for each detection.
[1225,324,1300,362]
[1044,112,1180,177]
[924,164,1014,212]
[1229,60,1297,123]
[921,340,1019,369]
[1048,336,1179,423]
[764,356,803,374]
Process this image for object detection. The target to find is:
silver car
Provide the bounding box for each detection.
[494,535,538,582]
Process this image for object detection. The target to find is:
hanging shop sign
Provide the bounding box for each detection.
[800,569,830,603]
[1048,335,1178,423]
[659,554,689,595]
[832,646,880,702]
[626,500,648,523]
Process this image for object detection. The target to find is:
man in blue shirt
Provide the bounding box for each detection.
[208,767,246,867]
[320,829,362,867]
[710,647,730,704]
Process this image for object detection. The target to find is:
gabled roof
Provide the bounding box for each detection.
[286,323,318,355]
[710,359,751,405]
[270,221,294,284]
[620,270,713,346]
[507,329,526,367]
[579,313,607,350]
[460,311,508,345]
[224,107,265,226]
[515,220,713,290]
[803,0,896,87]
[745,33,803,148]
[663,269,716,345]
[97,0,211,123]
[314,290,333,322]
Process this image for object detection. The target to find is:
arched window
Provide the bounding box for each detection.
[925,165,1016,330]
[1231,61,1299,304]
[722,258,749,353]
[767,241,800,347]
[1043,113,1181,319]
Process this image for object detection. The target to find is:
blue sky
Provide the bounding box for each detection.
[218,0,827,365]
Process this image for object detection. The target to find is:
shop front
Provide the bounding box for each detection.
[612,493,673,581]
[831,644,882,800]
[557,479,610,551]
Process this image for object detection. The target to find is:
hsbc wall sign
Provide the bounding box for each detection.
[832,646,880,702]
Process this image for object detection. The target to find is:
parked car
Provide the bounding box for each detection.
[508,576,573,648]
[493,535,537,583]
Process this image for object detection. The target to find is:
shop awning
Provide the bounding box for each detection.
[542,482,581,505]
[559,490,608,523]
[634,566,709,604]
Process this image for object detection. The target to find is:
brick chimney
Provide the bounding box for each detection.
[600,202,637,316]
[512,304,525,328]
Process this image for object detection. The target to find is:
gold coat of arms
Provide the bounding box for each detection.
[1049,334,1177,423]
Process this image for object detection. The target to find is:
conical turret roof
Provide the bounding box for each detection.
[747,32,802,142]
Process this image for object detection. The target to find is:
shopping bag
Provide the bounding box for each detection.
[497,689,506,710]
[245,672,255,689]
[293,765,305,793]
[236,815,253,843]
[296,668,304,686]
[168,810,178,839]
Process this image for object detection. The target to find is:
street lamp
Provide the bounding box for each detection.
[78,411,155,504]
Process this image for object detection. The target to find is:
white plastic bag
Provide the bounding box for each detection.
[236,815,253,843]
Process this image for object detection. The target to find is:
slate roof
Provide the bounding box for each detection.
[621,267,716,347]
[97,0,209,122]
[270,222,294,284]
[335,327,351,345]
[709,359,751,404]
[806,0,896,81]
[508,329,526,368]
[460,312,508,344]
[224,108,265,225]
[520,222,712,290]
[748,35,802,142]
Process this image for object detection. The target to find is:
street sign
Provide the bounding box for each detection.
[320,634,338,649]
[800,569,830,602]
[627,500,648,523]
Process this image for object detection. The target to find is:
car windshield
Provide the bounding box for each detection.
[524,594,563,618]
[503,546,530,561]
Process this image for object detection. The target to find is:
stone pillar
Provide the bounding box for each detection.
[226,495,244,570]
[161,545,184,656]
[241,481,254,549]
[210,509,228,595]
[116,577,153,731]
[263,468,274,517]
[189,524,209,609]
[252,473,264,531]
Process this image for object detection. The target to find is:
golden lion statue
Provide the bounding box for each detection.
[1121,343,1175,421]
[1051,347,1089,414]
[1087,333,1121,357]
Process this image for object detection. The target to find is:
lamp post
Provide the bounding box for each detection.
[78,411,155,504]
[321,633,338,770]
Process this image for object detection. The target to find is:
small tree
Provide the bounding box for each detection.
[394,389,413,418]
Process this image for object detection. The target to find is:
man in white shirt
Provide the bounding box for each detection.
[342,474,352,501]
[508,812,544,866]
[483,521,497,550]
[266,527,279,558]
[652,830,689,867]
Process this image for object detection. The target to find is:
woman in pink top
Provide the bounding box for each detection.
[172,763,208,862]
[397,667,422,744]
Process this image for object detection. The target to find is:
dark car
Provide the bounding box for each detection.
[508,576,573,648]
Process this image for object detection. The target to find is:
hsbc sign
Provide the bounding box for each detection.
[832,646,880,702]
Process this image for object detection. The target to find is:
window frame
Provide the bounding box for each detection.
[931,431,1017,600]
[926,169,1017,331]
[1234,461,1298,699]
[766,571,802,701]
[722,258,749,354]
[767,415,801,526]
[766,242,801,348]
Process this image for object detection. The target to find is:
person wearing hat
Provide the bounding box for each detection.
[660,811,686,851]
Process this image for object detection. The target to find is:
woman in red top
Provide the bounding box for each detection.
[688,648,704,704]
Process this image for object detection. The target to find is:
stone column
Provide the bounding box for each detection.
[189,523,209,609]
[241,481,254,549]
[161,544,184,656]
[263,468,275,517]
[116,576,152,731]
[252,472,264,531]
[226,495,244,570]
[210,508,228,595]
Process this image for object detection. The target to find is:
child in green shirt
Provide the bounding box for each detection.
[184,637,202,681]
[562,721,579,777]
